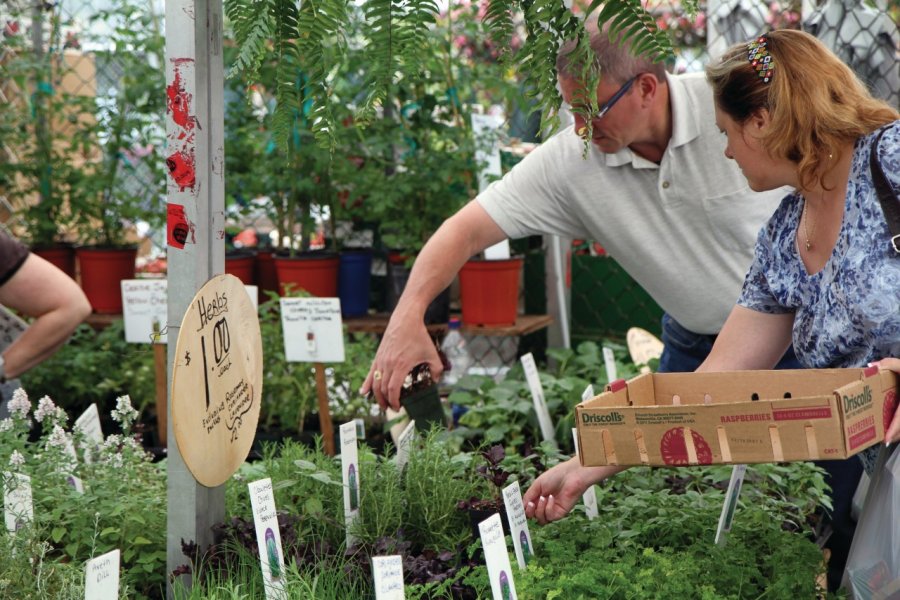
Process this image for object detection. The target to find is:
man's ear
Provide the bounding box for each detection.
[636,73,658,106]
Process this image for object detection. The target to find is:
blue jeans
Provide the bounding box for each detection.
[657,313,858,592]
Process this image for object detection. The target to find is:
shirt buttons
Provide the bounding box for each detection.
[662,180,670,189]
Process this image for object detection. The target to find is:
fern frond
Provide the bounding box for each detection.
[587,0,672,62]
[225,0,275,80]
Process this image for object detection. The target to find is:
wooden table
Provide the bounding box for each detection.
[343,313,553,337]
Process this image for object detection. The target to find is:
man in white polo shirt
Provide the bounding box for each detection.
[363,26,794,406]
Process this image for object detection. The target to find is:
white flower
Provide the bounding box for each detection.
[34,396,57,423]
[46,425,69,450]
[110,395,139,429]
[0,419,12,433]
[9,450,24,468]
[7,388,30,419]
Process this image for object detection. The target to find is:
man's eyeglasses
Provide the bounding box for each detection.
[592,74,639,120]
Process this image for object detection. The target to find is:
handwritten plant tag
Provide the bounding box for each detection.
[121,279,169,343]
[602,346,617,383]
[715,464,747,546]
[340,421,361,547]
[502,481,534,570]
[372,555,405,600]
[520,353,556,446]
[395,420,416,471]
[571,429,599,520]
[3,472,32,533]
[280,298,345,363]
[478,513,518,600]
[85,548,120,599]
[248,478,287,599]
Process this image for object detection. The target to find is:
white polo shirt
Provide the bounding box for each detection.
[476,72,787,335]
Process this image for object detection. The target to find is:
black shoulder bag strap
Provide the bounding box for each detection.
[869,126,900,255]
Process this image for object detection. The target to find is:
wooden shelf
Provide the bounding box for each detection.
[344,313,553,337]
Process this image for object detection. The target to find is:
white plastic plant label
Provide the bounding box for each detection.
[340,421,361,547]
[85,548,120,599]
[66,474,84,494]
[371,555,405,600]
[571,429,599,520]
[3,471,32,533]
[520,353,556,447]
[280,298,345,363]
[395,420,416,471]
[602,346,617,383]
[581,384,595,402]
[484,240,511,260]
[715,464,747,546]
[74,403,104,444]
[478,513,518,600]
[502,481,535,570]
[248,478,287,599]
[470,112,504,193]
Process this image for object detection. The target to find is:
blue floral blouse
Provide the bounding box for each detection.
[738,121,900,471]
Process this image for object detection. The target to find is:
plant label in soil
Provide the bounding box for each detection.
[395,420,416,471]
[3,471,32,533]
[626,327,664,373]
[471,112,504,194]
[520,353,556,447]
[248,478,287,599]
[372,555,405,600]
[502,480,534,570]
[602,346,617,383]
[74,403,104,445]
[478,512,518,600]
[572,429,599,519]
[582,384,595,402]
[85,548,119,600]
[715,464,747,546]
[340,421,360,547]
[281,297,345,363]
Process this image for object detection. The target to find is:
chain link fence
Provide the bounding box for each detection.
[570,0,898,344]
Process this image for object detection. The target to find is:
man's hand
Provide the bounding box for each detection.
[523,458,625,525]
[361,310,443,411]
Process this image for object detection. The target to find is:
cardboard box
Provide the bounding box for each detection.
[576,367,898,467]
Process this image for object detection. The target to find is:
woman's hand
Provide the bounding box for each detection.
[872,358,900,444]
[522,458,625,525]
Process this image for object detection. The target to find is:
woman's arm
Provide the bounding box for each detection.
[697,305,795,372]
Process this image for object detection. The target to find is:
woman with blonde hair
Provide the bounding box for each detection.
[524,29,899,592]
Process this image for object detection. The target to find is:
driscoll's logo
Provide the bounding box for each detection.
[843,386,873,414]
[582,412,625,424]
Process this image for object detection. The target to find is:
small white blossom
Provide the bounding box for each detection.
[46,425,69,449]
[110,395,139,430]
[9,450,24,468]
[34,396,57,423]
[7,388,30,419]
[0,418,12,433]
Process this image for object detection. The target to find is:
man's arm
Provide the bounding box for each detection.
[0,253,92,379]
[362,200,507,410]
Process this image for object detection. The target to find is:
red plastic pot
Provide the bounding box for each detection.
[459,257,523,326]
[33,244,76,279]
[274,253,339,297]
[255,249,280,299]
[76,246,137,314]
[225,251,256,286]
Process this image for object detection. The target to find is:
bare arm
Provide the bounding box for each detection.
[697,305,795,373]
[362,200,507,409]
[0,254,92,379]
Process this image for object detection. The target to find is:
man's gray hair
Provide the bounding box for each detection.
[556,20,667,84]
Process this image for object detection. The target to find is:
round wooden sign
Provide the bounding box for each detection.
[172,274,263,487]
[626,327,664,369]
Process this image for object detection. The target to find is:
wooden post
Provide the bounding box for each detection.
[314,362,335,455]
[153,342,168,447]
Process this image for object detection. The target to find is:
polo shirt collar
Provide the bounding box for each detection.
[602,72,701,168]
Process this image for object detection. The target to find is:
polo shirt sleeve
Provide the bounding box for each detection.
[737,221,793,315]
[0,231,30,286]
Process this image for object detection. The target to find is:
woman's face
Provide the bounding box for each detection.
[714,106,787,191]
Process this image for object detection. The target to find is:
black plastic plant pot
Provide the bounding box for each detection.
[400,383,446,432]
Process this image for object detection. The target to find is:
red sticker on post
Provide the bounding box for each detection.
[167,204,190,249]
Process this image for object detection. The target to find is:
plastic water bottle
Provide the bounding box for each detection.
[440,318,472,386]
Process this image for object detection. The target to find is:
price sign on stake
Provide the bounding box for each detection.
[602,346,617,383]
[479,513,518,600]
[171,275,263,487]
[372,555,405,600]
[340,422,361,548]
[572,426,599,520]
[502,481,535,570]
[85,549,120,600]
[3,472,32,533]
[248,478,287,599]
[520,353,556,447]
[715,464,747,546]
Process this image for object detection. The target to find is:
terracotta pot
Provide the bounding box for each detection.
[76,246,137,313]
[32,243,76,279]
[459,257,523,326]
[274,252,339,297]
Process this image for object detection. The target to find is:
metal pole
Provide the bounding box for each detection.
[164,0,226,595]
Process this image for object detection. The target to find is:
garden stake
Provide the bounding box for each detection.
[152,321,167,447]
[315,362,335,455]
